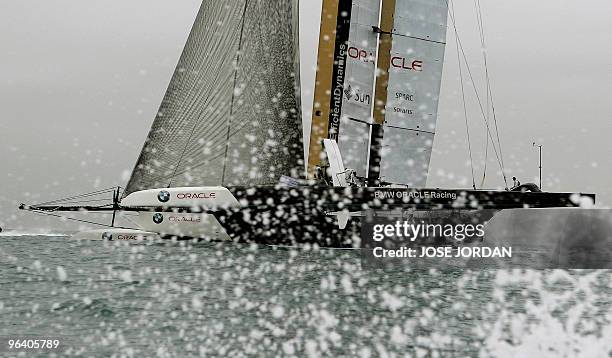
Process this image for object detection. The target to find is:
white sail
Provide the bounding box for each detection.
[337,0,381,177]
[124,0,303,196]
[309,0,448,186]
[378,0,448,186]
[308,0,381,179]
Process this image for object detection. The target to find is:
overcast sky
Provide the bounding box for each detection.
[1,0,611,230]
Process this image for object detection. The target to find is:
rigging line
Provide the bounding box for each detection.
[474,0,489,187]
[473,0,489,123]
[481,125,489,187]
[488,84,505,174]
[25,209,134,230]
[34,188,117,206]
[47,198,115,205]
[67,211,141,216]
[37,199,115,206]
[446,3,508,187]
[31,204,115,212]
[36,187,116,203]
[477,0,506,182]
[476,0,504,158]
[474,0,505,180]
[451,0,476,190]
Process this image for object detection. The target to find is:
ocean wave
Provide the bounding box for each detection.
[0,231,71,237]
[51,298,116,318]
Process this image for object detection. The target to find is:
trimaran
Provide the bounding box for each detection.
[20,0,595,247]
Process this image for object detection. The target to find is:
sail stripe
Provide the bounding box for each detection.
[327,0,354,141]
[307,0,341,177]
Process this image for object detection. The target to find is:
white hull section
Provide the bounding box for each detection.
[72,229,161,241]
[120,187,238,240]
[131,212,231,241]
[121,187,240,209]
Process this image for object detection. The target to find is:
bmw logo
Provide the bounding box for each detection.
[102,232,113,241]
[158,190,171,203]
[153,213,164,224]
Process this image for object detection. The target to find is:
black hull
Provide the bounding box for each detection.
[225,186,593,212]
[23,185,595,248]
[208,186,593,248]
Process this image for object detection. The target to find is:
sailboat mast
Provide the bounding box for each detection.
[367,0,395,184]
[309,0,383,179]
[111,186,120,227]
[308,0,353,178]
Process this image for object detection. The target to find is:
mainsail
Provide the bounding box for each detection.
[375,0,448,186]
[308,0,448,187]
[337,0,381,178]
[124,0,303,196]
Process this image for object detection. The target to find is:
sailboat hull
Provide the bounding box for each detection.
[131,211,232,242]
[120,186,595,247]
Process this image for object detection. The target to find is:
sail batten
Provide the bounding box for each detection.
[124,0,303,197]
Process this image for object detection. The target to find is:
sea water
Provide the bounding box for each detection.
[0,234,610,357]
